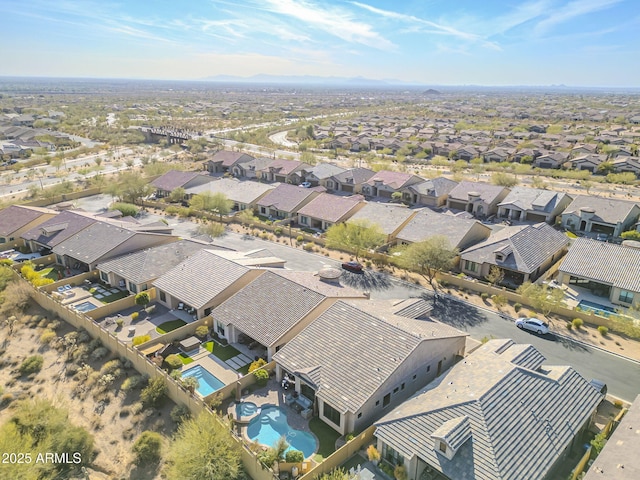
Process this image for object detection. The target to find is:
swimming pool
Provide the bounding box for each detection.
[236,401,259,418]
[73,301,98,312]
[577,300,616,317]
[247,405,316,458]
[182,365,225,397]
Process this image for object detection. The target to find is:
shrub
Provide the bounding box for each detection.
[492,294,507,307]
[366,445,380,462]
[170,404,191,425]
[195,325,209,338]
[566,323,573,330]
[19,355,43,375]
[303,242,314,251]
[248,358,267,373]
[130,312,139,322]
[480,293,489,300]
[296,235,304,243]
[613,400,623,408]
[122,375,146,392]
[253,369,269,386]
[285,450,304,463]
[39,330,57,345]
[132,431,163,465]
[110,202,139,217]
[133,334,151,346]
[0,393,13,407]
[597,326,609,336]
[90,347,109,361]
[165,354,183,371]
[115,318,124,327]
[394,465,407,480]
[100,359,121,376]
[140,377,167,407]
[274,227,283,236]
[590,431,607,458]
[345,432,356,442]
[514,303,522,313]
[572,318,584,330]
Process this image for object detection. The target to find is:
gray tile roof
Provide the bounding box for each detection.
[364,170,421,189]
[96,239,209,285]
[0,205,53,236]
[448,181,508,204]
[185,178,275,205]
[498,187,570,213]
[209,150,254,167]
[396,209,490,248]
[297,193,363,223]
[214,271,326,347]
[375,339,603,480]
[273,301,466,414]
[348,203,417,235]
[151,170,204,191]
[460,223,569,274]
[405,177,458,198]
[332,167,376,185]
[152,249,250,309]
[562,195,640,225]
[21,210,99,247]
[257,183,317,213]
[559,238,640,292]
[304,163,346,179]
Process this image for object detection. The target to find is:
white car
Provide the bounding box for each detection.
[515,317,550,335]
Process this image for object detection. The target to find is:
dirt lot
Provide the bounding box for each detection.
[0,303,178,480]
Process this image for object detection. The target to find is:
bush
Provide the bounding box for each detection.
[394,465,407,480]
[39,330,57,345]
[345,432,356,442]
[285,450,304,463]
[480,293,489,300]
[140,377,167,407]
[122,375,146,392]
[19,355,44,375]
[170,404,191,424]
[566,323,573,330]
[303,242,314,251]
[248,358,267,373]
[572,318,584,330]
[274,227,283,236]
[296,235,304,243]
[590,431,607,458]
[100,359,121,376]
[366,445,380,462]
[133,335,151,346]
[90,347,109,361]
[165,354,183,371]
[110,202,139,217]
[132,431,163,465]
[195,325,209,338]
[492,294,507,307]
[514,303,522,313]
[115,318,124,327]
[597,326,609,336]
[253,369,269,386]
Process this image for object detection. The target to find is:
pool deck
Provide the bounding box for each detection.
[564,285,617,311]
[182,347,239,385]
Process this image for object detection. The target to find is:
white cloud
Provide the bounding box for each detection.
[535,0,623,33]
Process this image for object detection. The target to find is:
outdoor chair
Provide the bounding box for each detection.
[177,303,184,310]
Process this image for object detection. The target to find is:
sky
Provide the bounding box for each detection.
[1,0,638,86]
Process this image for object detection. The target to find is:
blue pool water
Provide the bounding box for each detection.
[236,401,259,417]
[73,301,98,312]
[577,300,616,318]
[182,365,225,397]
[247,406,316,458]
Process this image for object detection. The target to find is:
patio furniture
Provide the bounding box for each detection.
[64,284,72,290]
[177,302,184,310]
[301,408,313,420]
[118,280,125,288]
[57,286,65,293]
[128,327,136,335]
[179,336,200,352]
[285,394,296,406]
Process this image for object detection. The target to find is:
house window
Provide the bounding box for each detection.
[300,216,309,225]
[357,412,362,419]
[401,383,405,391]
[260,207,266,214]
[383,393,391,408]
[412,374,417,381]
[159,290,166,302]
[427,365,430,372]
[0,238,5,244]
[323,402,341,427]
[56,254,64,265]
[619,290,634,304]
[439,441,447,454]
[216,321,225,336]
[382,444,404,465]
[375,400,380,406]
[393,387,399,394]
[464,260,478,273]
[100,271,108,282]
[327,181,334,189]
[128,282,137,293]
[141,284,148,291]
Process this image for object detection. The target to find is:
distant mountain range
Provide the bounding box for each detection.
[200,74,413,86]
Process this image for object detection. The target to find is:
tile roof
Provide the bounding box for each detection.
[348,203,417,235]
[256,183,317,213]
[405,177,458,197]
[214,271,326,347]
[209,150,254,166]
[297,193,363,223]
[498,187,570,213]
[273,301,466,414]
[271,270,366,298]
[262,159,307,175]
[375,339,603,480]
[562,195,640,225]
[151,170,204,191]
[185,178,275,205]
[96,239,209,285]
[0,205,54,236]
[332,167,376,185]
[460,223,569,274]
[152,249,250,309]
[448,181,508,204]
[396,209,490,248]
[21,210,100,247]
[364,170,421,189]
[559,238,640,292]
[304,163,346,179]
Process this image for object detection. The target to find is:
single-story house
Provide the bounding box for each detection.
[301,163,346,188]
[568,154,608,172]
[400,177,458,208]
[297,193,365,231]
[374,339,604,480]
[152,249,264,319]
[273,300,467,435]
[231,157,273,179]
[96,239,210,295]
[497,187,573,224]
[395,209,491,250]
[362,171,424,199]
[258,159,310,184]
[205,150,255,174]
[150,170,213,198]
[612,157,640,175]
[460,222,569,285]
[329,167,376,194]
[558,238,640,308]
[0,205,57,248]
[21,210,101,253]
[561,195,640,237]
[256,183,323,220]
[212,270,367,361]
[347,203,418,243]
[184,178,275,212]
[533,152,570,169]
[446,181,510,218]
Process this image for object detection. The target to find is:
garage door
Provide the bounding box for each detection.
[526,213,548,223]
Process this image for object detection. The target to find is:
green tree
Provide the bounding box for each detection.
[317,468,349,480]
[140,376,167,407]
[491,172,518,187]
[105,171,151,204]
[325,220,386,261]
[485,266,504,286]
[516,282,566,316]
[169,186,186,203]
[393,236,458,299]
[596,162,615,175]
[300,151,318,166]
[132,431,163,465]
[190,192,233,221]
[165,412,242,480]
[135,291,150,310]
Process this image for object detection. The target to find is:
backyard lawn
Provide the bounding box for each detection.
[204,340,241,361]
[309,417,340,462]
[38,267,61,281]
[98,290,130,304]
[156,319,187,334]
[179,353,193,365]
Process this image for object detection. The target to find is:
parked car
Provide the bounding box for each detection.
[589,379,607,396]
[341,261,363,273]
[595,233,609,242]
[299,182,312,188]
[515,317,550,335]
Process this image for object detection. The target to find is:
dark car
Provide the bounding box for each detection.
[341,261,363,273]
